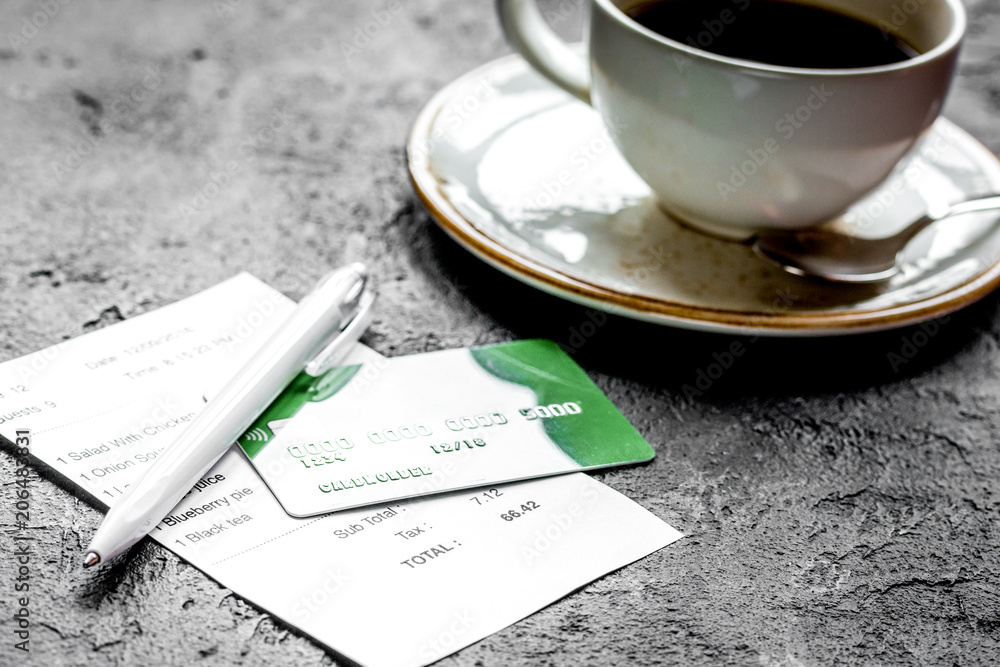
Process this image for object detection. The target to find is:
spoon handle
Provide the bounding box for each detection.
[895,193,1000,246]
[947,194,1000,218]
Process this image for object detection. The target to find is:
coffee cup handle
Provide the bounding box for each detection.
[497,0,591,104]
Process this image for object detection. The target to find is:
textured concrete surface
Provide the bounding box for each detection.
[1,0,999,665]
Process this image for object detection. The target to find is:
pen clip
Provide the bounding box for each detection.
[303,289,375,377]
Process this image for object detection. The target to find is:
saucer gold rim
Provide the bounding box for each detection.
[407,54,1000,337]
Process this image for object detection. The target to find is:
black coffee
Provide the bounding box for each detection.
[626,0,919,69]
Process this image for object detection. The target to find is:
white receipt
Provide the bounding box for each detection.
[0,273,682,667]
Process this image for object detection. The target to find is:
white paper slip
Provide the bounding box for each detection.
[0,273,683,667]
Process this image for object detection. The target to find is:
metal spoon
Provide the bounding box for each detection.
[752,194,1000,283]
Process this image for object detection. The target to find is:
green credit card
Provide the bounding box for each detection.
[238,339,655,516]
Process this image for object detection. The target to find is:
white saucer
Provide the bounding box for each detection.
[407,54,1000,336]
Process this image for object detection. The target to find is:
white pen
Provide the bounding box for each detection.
[82,264,375,567]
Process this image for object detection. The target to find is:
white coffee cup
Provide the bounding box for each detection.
[497,0,966,237]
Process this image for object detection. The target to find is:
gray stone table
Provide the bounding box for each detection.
[1,0,999,665]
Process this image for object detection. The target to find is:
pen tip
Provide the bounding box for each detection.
[82,551,101,568]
